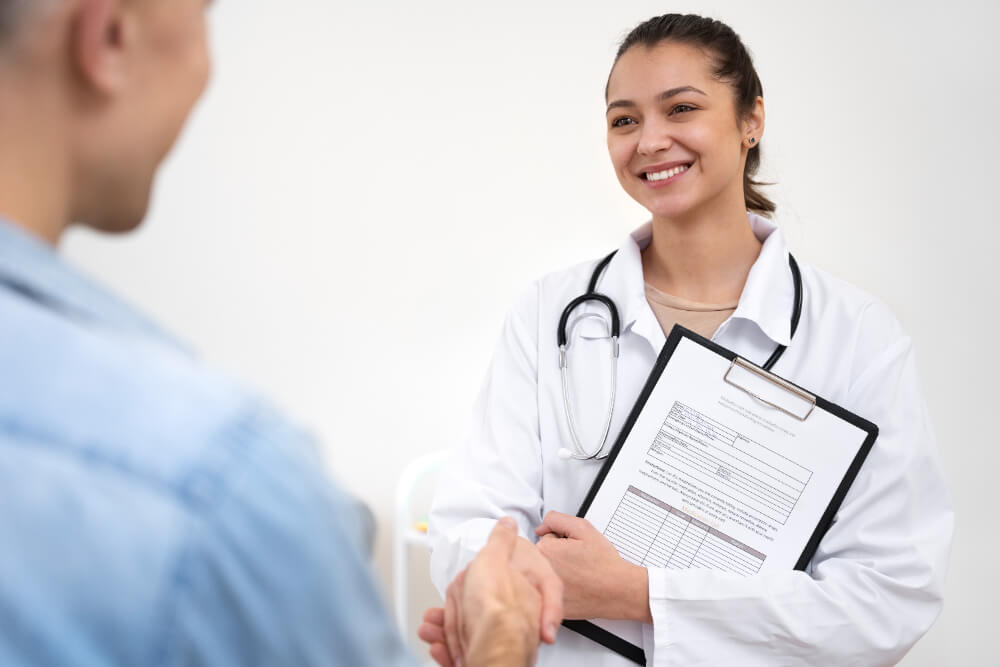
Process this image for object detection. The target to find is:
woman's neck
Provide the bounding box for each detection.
[641,202,762,305]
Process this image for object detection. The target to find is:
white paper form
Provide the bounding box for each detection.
[585,336,872,578]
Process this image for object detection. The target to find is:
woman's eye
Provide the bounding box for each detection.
[611,117,636,128]
[669,104,696,115]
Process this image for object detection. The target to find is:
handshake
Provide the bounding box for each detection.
[417,517,565,667]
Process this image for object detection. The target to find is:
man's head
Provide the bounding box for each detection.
[0,0,212,240]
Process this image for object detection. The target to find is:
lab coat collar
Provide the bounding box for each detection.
[589,213,793,350]
[730,214,794,347]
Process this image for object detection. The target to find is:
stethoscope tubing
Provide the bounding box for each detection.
[557,250,803,461]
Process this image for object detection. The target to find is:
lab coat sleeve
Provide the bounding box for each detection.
[428,284,544,594]
[644,323,954,664]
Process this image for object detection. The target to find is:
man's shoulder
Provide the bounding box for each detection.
[0,288,385,665]
[0,286,305,496]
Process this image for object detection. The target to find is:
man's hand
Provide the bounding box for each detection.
[536,511,651,622]
[418,517,564,667]
[508,530,564,643]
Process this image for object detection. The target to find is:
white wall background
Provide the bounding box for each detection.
[63,1,998,664]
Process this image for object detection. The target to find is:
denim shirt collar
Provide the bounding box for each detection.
[0,218,187,353]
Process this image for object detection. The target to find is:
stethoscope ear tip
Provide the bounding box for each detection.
[557,448,573,460]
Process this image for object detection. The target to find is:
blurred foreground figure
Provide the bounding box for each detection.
[0,2,559,665]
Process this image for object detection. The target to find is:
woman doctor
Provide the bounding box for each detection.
[427,13,952,667]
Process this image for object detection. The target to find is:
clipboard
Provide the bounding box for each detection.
[565,325,879,665]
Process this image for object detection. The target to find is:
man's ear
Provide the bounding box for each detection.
[70,0,130,95]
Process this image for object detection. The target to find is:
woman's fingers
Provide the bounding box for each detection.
[417,609,446,646]
[536,511,593,540]
[418,606,453,667]
[428,642,455,667]
[423,606,445,625]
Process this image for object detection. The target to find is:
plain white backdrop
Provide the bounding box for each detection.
[63,1,997,664]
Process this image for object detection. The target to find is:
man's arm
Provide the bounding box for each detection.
[161,405,417,667]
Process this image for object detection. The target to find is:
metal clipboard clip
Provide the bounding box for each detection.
[723,357,817,421]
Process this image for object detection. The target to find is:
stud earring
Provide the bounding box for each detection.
[748,137,756,145]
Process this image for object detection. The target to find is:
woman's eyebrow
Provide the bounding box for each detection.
[606,85,708,113]
[659,85,707,100]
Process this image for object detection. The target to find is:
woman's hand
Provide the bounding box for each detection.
[536,511,652,623]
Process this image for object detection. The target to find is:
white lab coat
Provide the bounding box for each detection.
[428,214,952,666]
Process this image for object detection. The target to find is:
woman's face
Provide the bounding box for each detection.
[605,41,761,221]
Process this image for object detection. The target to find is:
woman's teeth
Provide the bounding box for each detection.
[646,165,689,181]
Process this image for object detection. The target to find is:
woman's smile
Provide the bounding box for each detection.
[640,161,693,187]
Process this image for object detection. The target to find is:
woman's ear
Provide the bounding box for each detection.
[743,96,765,146]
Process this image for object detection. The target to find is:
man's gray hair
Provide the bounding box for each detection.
[0,1,21,43]
[0,0,44,45]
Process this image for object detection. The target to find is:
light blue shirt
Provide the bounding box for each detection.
[0,219,415,666]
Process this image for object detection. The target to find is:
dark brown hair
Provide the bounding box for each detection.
[609,14,775,216]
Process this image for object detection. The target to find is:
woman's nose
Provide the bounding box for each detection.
[636,118,673,156]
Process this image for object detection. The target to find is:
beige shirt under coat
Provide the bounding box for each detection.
[643,282,738,339]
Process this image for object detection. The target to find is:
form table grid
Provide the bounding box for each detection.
[604,485,765,576]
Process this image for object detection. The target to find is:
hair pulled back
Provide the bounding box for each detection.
[611,14,775,215]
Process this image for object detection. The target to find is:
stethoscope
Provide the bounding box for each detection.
[556,250,803,461]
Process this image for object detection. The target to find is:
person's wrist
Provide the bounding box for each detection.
[466,604,535,667]
[612,563,651,623]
